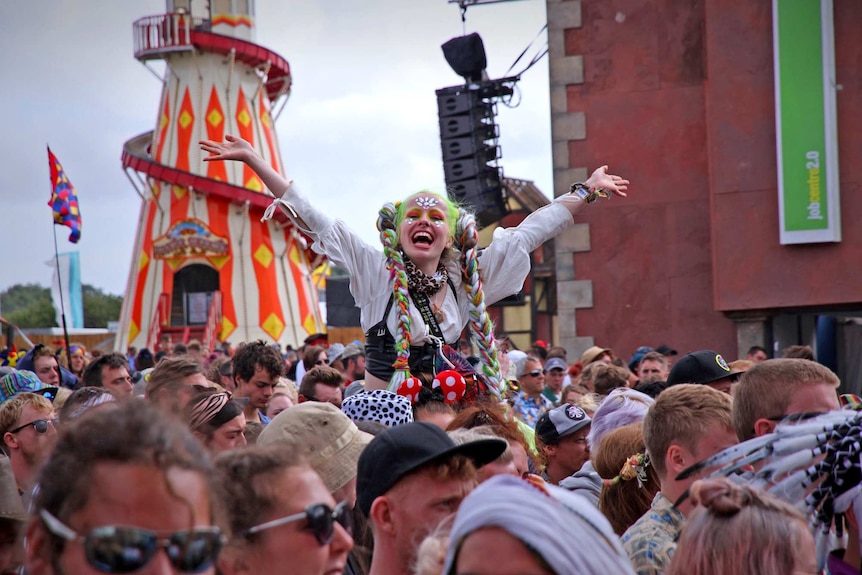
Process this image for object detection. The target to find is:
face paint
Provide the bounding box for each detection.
[414,196,439,209]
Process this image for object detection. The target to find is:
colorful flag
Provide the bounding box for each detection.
[47,147,82,243]
[46,252,84,329]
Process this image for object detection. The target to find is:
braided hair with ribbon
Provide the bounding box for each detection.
[377,192,503,400]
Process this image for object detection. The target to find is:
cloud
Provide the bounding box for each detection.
[0,0,551,296]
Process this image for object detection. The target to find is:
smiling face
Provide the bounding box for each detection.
[397,194,454,272]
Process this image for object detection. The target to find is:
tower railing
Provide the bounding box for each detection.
[202,291,223,354]
[133,13,204,60]
[147,293,171,351]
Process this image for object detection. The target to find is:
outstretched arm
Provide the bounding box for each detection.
[200,135,292,199]
[556,165,630,216]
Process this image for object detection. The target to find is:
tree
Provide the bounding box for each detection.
[0,284,57,328]
[0,283,123,329]
[82,284,123,329]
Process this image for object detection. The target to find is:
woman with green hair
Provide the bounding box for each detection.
[200,135,629,398]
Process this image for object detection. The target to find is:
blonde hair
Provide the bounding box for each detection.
[733,359,839,441]
[0,393,53,439]
[573,392,602,416]
[594,423,659,535]
[666,478,810,575]
[643,384,732,478]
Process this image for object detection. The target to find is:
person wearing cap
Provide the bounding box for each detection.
[327,343,347,370]
[621,384,737,575]
[356,422,506,575]
[0,371,59,405]
[185,391,248,454]
[510,356,553,429]
[340,343,366,384]
[258,402,372,509]
[580,345,614,367]
[655,344,678,366]
[666,350,743,394]
[535,404,592,486]
[0,393,57,496]
[628,346,654,373]
[542,357,568,405]
[81,352,134,401]
[232,341,284,424]
[298,366,345,407]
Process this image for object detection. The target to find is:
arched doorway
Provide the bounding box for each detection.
[171,264,219,326]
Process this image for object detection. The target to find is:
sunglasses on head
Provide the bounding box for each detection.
[243,501,351,545]
[40,509,224,574]
[9,418,55,434]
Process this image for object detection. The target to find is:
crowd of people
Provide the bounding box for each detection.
[0,327,850,574]
[0,134,852,574]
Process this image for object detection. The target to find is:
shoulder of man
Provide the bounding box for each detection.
[621,512,676,575]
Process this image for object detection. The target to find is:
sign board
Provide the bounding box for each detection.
[773,0,841,244]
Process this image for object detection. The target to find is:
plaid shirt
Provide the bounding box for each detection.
[511,392,553,428]
[621,492,685,575]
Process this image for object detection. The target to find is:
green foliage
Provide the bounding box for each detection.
[82,284,123,329]
[0,284,56,328]
[0,283,122,329]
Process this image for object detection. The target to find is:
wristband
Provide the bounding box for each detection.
[569,182,611,204]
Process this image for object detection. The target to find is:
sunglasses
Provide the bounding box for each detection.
[523,369,543,378]
[9,418,55,434]
[315,359,327,366]
[40,509,224,574]
[243,501,351,545]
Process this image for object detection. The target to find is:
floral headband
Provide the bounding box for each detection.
[603,452,651,489]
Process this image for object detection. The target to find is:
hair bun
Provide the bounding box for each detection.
[690,478,750,517]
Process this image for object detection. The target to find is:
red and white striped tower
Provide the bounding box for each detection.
[117,0,324,353]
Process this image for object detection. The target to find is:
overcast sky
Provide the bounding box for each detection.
[0,0,551,297]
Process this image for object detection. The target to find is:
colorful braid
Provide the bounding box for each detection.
[378,202,412,391]
[455,210,503,399]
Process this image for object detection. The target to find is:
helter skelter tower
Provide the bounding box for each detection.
[116,0,324,353]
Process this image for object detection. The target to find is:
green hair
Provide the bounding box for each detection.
[394,190,460,245]
[378,194,503,400]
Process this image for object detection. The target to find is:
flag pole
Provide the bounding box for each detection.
[51,224,72,361]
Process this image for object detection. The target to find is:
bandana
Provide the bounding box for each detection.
[403,255,448,296]
[442,475,637,574]
[69,391,118,421]
[189,393,243,431]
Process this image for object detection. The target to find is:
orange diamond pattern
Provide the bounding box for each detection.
[262,312,285,341]
[254,244,273,268]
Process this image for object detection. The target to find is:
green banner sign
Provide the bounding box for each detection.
[774,0,841,244]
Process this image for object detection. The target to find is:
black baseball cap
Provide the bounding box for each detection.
[356,422,507,515]
[536,404,591,444]
[666,350,742,386]
[655,344,678,356]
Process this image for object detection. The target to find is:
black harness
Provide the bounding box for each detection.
[364,279,457,381]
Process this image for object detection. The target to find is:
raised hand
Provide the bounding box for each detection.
[585,165,630,198]
[199,134,255,163]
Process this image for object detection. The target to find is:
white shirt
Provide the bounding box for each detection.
[265,185,574,345]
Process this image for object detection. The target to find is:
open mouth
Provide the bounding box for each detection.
[412,231,433,245]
